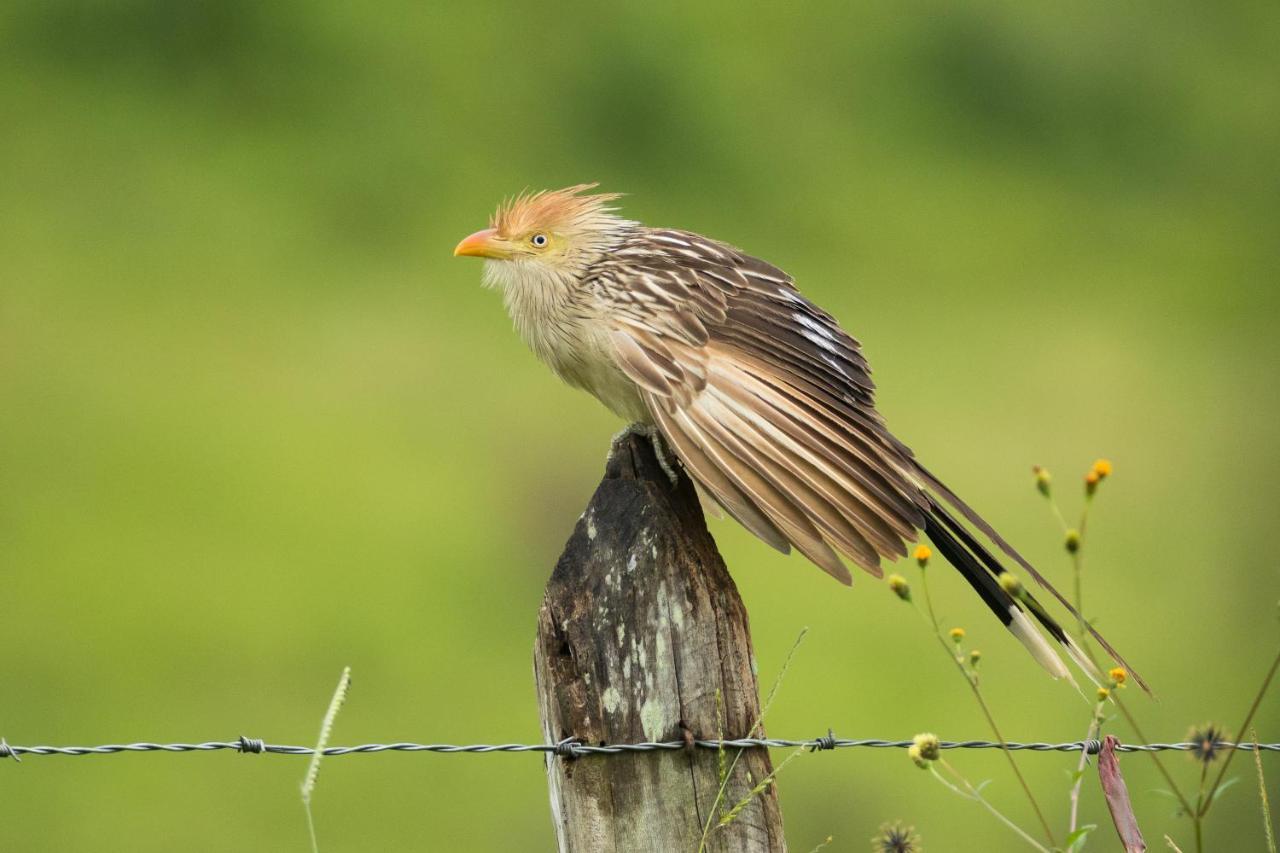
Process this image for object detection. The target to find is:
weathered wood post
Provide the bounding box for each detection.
[534,434,786,852]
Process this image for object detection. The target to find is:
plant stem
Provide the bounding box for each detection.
[1199,645,1280,819]
[1052,488,1199,821]
[698,628,808,853]
[931,760,1051,852]
[1193,761,1208,853]
[1254,727,1278,853]
[1112,692,1196,817]
[919,570,1058,849]
[1069,697,1107,833]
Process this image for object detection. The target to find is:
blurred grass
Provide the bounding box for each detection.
[1,0,1278,849]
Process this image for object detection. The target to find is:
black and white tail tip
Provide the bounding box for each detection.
[923,498,1110,692]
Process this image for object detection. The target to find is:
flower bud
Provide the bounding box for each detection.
[969,649,982,667]
[887,573,911,602]
[1065,529,1081,553]
[1032,465,1052,498]
[998,573,1022,597]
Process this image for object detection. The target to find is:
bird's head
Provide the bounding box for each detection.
[453,184,627,280]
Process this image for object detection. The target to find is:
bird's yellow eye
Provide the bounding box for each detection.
[530,233,549,248]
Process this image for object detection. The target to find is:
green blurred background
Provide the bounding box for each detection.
[2,1,1278,849]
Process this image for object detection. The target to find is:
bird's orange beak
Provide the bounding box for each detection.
[453,228,506,259]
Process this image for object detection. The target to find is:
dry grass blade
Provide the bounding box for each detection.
[1255,728,1277,853]
[301,666,352,853]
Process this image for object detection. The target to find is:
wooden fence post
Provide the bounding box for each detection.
[534,434,787,852]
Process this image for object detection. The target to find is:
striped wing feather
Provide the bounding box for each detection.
[599,229,926,583]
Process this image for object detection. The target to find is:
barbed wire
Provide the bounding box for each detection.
[1,735,1276,762]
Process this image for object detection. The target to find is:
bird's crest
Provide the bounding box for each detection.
[491,184,623,238]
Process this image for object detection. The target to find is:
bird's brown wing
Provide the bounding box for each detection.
[596,229,928,583]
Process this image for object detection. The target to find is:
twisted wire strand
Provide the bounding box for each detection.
[2,737,1276,761]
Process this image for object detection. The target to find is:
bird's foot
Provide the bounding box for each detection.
[611,423,681,486]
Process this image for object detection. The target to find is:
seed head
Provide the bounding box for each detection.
[907,744,929,769]
[1187,723,1229,764]
[887,573,911,602]
[912,732,940,762]
[872,821,922,852]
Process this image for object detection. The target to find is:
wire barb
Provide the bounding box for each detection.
[553,737,586,759]
[237,735,265,755]
[0,737,19,763]
[809,728,838,752]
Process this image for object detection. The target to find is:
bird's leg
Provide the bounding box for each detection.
[611,422,681,485]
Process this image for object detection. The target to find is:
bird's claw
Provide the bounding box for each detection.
[611,423,681,486]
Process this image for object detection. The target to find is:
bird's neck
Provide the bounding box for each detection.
[485,259,586,374]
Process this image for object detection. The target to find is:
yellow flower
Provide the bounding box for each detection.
[1109,667,1127,686]
[914,544,931,568]
[949,627,965,643]
[1092,458,1113,479]
[887,574,911,602]
[912,732,940,762]
[1096,686,1111,702]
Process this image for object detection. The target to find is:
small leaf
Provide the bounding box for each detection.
[1149,788,1189,817]
[1065,823,1097,851]
[1208,776,1239,805]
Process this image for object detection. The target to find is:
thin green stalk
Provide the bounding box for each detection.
[1193,761,1209,853]
[1112,692,1196,817]
[1199,646,1280,819]
[698,628,808,853]
[1254,728,1277,853]
[929,759,1050,852]
[919,570,1057,849]
[1069,696,1108,833]
[301,666,352,853]
[1050,484,1198,819]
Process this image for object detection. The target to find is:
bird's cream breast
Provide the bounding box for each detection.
[487,258,651,424]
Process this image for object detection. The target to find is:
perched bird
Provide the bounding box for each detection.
[454,184,1144,692]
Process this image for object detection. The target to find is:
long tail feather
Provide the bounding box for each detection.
[917,465,1149,694]
[922,510,1072,683]
[929,499,1106,688]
